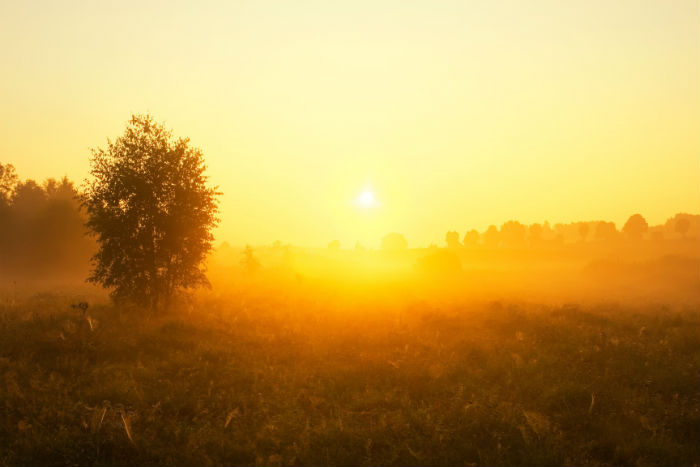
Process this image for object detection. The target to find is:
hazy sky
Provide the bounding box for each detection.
[1,0,698,247]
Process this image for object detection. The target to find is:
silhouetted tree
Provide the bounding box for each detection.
[483,225,500,248]
[36,177,92,271]
[500,220,526,247]
[622,214,648,240]
[328,240,341,251]
[578,223,589,242]
[542,221,554,240]
[0,163,18,208]
[445,230,461,249]
[528,223,542,244]
[595,221,617,242]
[381,233,407,252]
[663,213,700,239]
[45,177,77,202]
[241,244,261,273]
[12,180,46,218]
[82,114,220,310]
[0,169,94,278]
[675,217,690,238]
[463,229,479,247]
[553,223,570,244]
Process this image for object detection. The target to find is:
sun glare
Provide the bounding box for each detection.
[357,189,377,208]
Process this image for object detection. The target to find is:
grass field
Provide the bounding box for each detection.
[1,288,698,466]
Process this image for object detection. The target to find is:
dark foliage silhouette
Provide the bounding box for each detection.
[82,115,220,310]
[0,162,18,208]
[595,221,618,242]
[483,225,500,248]
[241,244,261,273]
[445,230,461,249]
[578,222,589,242]
[623,214,649,240]
[0,165,93,279]
[381,232,408,252]
[500,220,527,247]
[676,217,690,238]
[462,229,479,247]
[528,223,543,244]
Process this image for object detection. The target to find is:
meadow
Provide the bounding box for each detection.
[1,253,698,466]
[3,1,699,464]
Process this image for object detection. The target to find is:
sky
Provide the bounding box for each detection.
[1,0,698,248]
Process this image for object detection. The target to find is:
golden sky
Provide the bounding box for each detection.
[1,0,698,248]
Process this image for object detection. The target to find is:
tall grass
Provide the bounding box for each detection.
[0,292,698,465]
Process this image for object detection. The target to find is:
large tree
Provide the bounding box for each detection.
[82,115,220,309]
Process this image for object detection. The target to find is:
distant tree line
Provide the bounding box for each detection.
[323,212,697,254]
[443,213,698,249]
[0,163,94,279]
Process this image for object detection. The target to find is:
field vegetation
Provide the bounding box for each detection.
[1,254,698,466]
[1,159,699,466]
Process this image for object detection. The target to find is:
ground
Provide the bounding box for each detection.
[1,290,698,466]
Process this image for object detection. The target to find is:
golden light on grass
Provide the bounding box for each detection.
[0,1,698,465]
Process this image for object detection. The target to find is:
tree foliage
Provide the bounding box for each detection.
[483,225,500,248]
[0,166,92,279]
[0,162,18,208]
[675,217,690,238]
[463,229,480,247]
[622,214,648,240]
[241,244,261,273]
[82,115,220,309]
[381,232,408,252]
[500,220,527,247]
[445,230,461,249]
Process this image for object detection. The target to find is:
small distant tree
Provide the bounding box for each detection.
[381,232,408,252]
[578,223,590,242]
[328,240,341,251]
[595,221,617,242]
[82,115,220,310]
[500,220,526,247]
[542,221,554,240]
[528,223,543,244]
[445,230,461,249]
[675,217,690,238]
[463,229,479,247]
[241,244,261,273]
[622,214,648,240]
[483,225,500,248]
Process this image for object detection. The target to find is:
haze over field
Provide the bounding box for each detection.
[0,1,699,466]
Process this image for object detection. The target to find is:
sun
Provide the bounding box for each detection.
[356,189,377,208]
